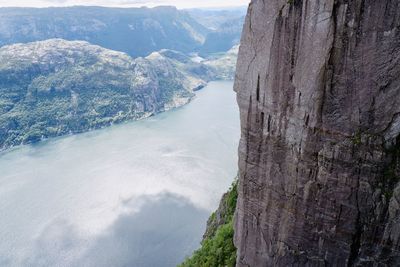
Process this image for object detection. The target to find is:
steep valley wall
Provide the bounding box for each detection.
[234,0,400,266]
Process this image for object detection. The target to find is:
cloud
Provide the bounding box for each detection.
[0,0,250,8]
[117,0,156,4]
[43,0,69,3]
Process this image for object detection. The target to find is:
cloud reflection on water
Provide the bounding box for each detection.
[0,81,239,266]
[23,193,208,267]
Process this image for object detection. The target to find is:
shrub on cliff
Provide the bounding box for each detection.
[179,180,238,267]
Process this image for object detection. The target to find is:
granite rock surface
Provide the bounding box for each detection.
[234,0,400,266]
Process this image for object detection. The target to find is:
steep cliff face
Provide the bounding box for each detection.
[234,0,400,266]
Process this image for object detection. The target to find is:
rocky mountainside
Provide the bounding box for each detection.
[234,0,400,266]
[0,6,208,57]
[186,7,247,31]
[0,39,227,150]
[146,49,214,91]
[187,8,246,56]
[199,17,245,56]
[204,45,240,80]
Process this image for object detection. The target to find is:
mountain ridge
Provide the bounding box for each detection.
[0,38,238,151]
[0,6,208,57]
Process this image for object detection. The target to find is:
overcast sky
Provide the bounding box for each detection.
[0,0,250,8]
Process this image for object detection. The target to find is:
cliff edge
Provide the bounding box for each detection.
[234,0,400,266]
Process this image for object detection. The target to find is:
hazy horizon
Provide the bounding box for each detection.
[0,0,250,9]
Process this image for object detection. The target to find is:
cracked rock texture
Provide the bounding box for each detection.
[234,0,400,266]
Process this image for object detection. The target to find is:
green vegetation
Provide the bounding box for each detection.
[0,40,197,150]
[0,39,238,150]
[179,222,236,267]
[351,130,362,145]
[179,180,238,267]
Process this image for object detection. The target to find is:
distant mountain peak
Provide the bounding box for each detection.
[0,6,209,57]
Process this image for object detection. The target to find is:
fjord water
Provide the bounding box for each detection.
[0,81,239,267]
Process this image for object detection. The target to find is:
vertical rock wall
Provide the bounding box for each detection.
[234,0,400,265]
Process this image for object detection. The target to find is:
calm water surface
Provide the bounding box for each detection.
[0,81,239,267]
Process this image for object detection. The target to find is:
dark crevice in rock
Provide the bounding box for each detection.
[348,159,363,266]
[380,135,400,201]
[267,114,272,133]
[260,112,265,130]
[305,114,309,127]
[256,74,260,101]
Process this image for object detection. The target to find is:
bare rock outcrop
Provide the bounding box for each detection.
[234,0,400,266]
